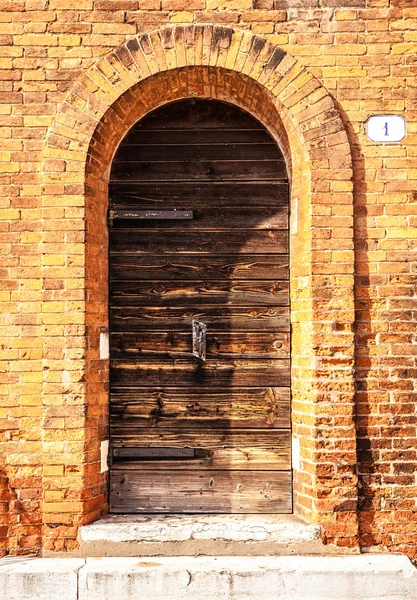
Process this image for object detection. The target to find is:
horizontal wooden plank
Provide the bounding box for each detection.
[113,143,282,162]
[121,130,275,146]
[110,446,290,471]
[126,99,267,131]
[110,387,291,429]
[110,206,288,230]
[109,470,292,513]
[110,429,291,470]
[109,182,289,207]
[110,429,291,447]
[110,280,289,307]
[110,305,290,332]
[109,230,289,255]
[110,159,287,182]
[110,332,290,359]
[110,358,291,387]
[110,254,289,281]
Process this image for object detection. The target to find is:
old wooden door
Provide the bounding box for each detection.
[108,99,291,513]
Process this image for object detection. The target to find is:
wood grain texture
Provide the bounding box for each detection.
[110,388,291,429]
[109,207,288,230]
[109,99,291,514]
[111,358,291,387]
[110,430,291,470]
[109,182,289,206]
[110,254,289,280]
[120,130,275,146]
[110,306,290,332]
[109,230,289,254]
[109,470,292,513]
[113,143,283,162]
[110,332,290,359]
[110,280,290,307]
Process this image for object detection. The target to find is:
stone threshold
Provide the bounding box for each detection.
[72,513,337,557]
[1,555,417,600]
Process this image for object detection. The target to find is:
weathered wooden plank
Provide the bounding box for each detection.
[109,182,289,207]
[110,358,291,387]
[110,332,290,359]
[109,230,289,255]
[109,470,292,513]
[110,429,291,470]
[110,387,291,428]
[126,100,266,131]
[113,143,283,162]
[120,130,274,146]
[110,207,288,230]
[110,305,290,332]
[110,159,287,182]
[110,429,291,447]
[110,445,290,470]
[110,254,289,281]
[110,280,289,307]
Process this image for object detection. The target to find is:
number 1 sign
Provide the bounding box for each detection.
[366,115,406,143]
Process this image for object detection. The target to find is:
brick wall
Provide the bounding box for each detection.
[0,0,416,559]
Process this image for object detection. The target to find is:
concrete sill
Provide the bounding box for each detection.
[76,514,325,557]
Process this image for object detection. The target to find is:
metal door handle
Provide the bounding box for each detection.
[192,320,206,361]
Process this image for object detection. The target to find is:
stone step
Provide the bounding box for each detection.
[1,555,416,600]
[77,514,324,557]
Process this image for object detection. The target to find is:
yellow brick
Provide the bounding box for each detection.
[42,501,84,513]
[14,34,58,46]
[392,43,417,55]
[335,9,357,20]
[0,59,13,69]
[43,465,64,476]
[24,116,54,127]
[171,12,194,22]
[43,255,65,266]
[42,301,65,312]
[22,372,43,383]
[50,0,93,8]
[386,228,417,239]
[0,208,20,219]
[267,34,289,46]
[322,67,367,77]
[92,23,136,35]
[59,35,81,47]
[44,491,65,501]
[207,0,251,7]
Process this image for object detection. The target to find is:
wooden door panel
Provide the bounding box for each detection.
[109,181,289,206]
[110,387,291,429]
[110,332,290,359]
[110,430,291,470]
[110,470,292,513]
[110,207,288,230]
[110,280,290,307]
[110,306,290,332]
[110,359,291,388]
[109,230,289,255]
[109,99,291,514]
[120,129,274,145]
[110,254,289,281]
[110,446,290,471]
[110,159,287,182]
[113,143,283,162]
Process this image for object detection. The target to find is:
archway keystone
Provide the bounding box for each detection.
[41,24,358,552]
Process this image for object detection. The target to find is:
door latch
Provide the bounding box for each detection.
[192,320,206,361]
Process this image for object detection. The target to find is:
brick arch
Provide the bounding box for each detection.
[42,25,357,552]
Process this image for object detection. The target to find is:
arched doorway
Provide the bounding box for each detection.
[108,98,291,514]
[41,27,357,550]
